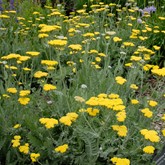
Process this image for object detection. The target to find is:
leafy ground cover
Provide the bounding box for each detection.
[0,0,165,164]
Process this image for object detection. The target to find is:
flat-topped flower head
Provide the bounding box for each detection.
[54,144,68,153]
[26,51,40,56]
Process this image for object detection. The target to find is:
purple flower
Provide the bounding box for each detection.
[139,5,156,16]
[137,18,142,24]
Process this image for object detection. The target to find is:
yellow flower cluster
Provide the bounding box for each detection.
[115,76,127,85]
[141,108,153,118]
[86,107,100,116]
[30,153,40,162]
[140,129,160,142]
[39,118,58,129]
[48,39,67,48]
[34,71,48,78]
[41,60,58,66]
[54,144,68,153]
[39,25,61,33]
[112,125,128,137]
[143,146,155,154]
[19,143,29,154]
[43,84,57,91]
[7,88,17,94]
[111,157,130,165]
[59,112,78,126]
[11,135,21,147]
[26,51,40,56]
[68,44,82,51]
[151,67,165,76]
[148,100,158,107]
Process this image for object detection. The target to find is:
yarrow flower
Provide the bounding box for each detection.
[7,88,17,94]
[19,90,30,97]
[54,144,68,153]
[59,112,78,126]
[26,51,40,56]
[18,97,30,105]
[39,118,58,129]
[11,135,21,147]
[19,143,29,154]
[148,100,158,107]
[34,71,48,78]
[112,125,128,137]
[115,76,127,85]
[140,129,160,142]
[68,44,82,51]
[13,124,21,129]
[141,108,153,118]
[86,107,100,116]
[143,146,155,154]
[111,157,130,165]
[30,153,40,162]
[43,84,57,91]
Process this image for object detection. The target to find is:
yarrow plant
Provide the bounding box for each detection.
[0,0,164,164]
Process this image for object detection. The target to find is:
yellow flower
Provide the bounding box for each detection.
[86,108,100,116]
[151,67,165,76]
[41,60,58,66]
[116,110,126,122]
[130,56,142,61]
[111,157,130,165]
[0,15,10,19]
[18,97,30,105]
[83,33,94,37]
[43,84,56,91]
[34,71,48,78]
[7,88,17,94]
[68,44,82,51]
[108,93,119,99]
[39,118,58,129]
[30,153,40,162]
[19,143,29,154]
[13,124,21,129]
[38,33,49,38]
[153,45,161,51]
[48,39,67,48]
[143,146,155,154]
[11,135,21,147]
[162,114,165,120]
[162,129,165,136]
[130,84,138,90]
[18,56,31,61]
[19,90,30,97]
[148,100,158,107]
[55,144,68,153]
[140,129,160,142]
[123,42,135,47]
[115,76,127,85]
[141,108,153,118]
[66,112,79,122]
[112,125,128,137]
[26,51,40,56]
[131,99,139,104]
[113,37,122,42]
[59,116,72,126]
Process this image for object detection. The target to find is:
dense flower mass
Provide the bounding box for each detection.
[111,157,130,165]
[39,118,58,129]
[54,144,68,153]
[140,129,160,142]
[143,146,155,154]
[0,1,164,164]
[43,84,57,91]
